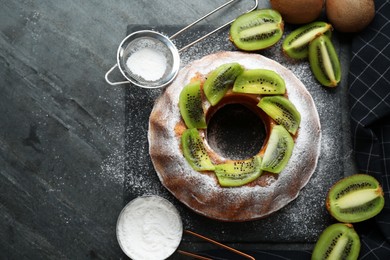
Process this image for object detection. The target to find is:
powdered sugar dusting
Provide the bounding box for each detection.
[148,51,321,221]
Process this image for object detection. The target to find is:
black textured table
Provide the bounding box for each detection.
[1,1,356,259]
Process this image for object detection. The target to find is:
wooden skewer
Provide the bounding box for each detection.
[178,230,256,260]
[177,250,213,260]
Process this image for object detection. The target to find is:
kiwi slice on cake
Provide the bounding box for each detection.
[258,96,301,135]
[203,63,244,106]
[230,9,284,51]
[232,69,286,95]
[309,35,341,87]
[261,125,294,174]
[326,174,385,223]
[215,156,262,187]
[181,128,214,171]
[282,21,332,59]
[179,80,207,129]
[312,223,360,260]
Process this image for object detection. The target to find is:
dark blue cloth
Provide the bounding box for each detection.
[348,0,390,259]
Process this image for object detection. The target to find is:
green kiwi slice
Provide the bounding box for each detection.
[215,156,262,187]
[282,21,332,59]
[309,35,341,87]
[312,223,360,260]
[261,125,294,174]
[203,63,244,106]
[232,69,286,95]
[181,128,214,171]
[230,9,284,51]
[326,174,385,223]
[258,96,301,135]
[179,80,207,129]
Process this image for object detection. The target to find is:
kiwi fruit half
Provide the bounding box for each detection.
[203,63,244,106]
[326,174,385,223]
[232,69,286,95]
[309,35,341,87]
[179,80,206,129]
[229,9,284,51]
[181,128,214,171]
[215,156,262,187]
[258,95,301,135]
[312,223,360,260]
[261,125,294,174]
[282,21,332,60]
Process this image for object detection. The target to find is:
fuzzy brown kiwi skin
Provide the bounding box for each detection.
[326,0,375,33]
[326,174,385,223]
[271,0,324,25]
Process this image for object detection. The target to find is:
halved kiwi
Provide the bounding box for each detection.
[326,174,385,223]
[309,35,341,87]
[215,156,262,187]
[230,9,284,51]
[258,95,301,135]
[232,69,286,95]
[261,125,294,174]
[282,21,332,59]
[312,223,360,260]
[179,80,206,129]
[203,63,244,106]
[181,128,214,171]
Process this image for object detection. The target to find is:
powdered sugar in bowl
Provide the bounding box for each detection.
[116,195,183,260]
[105,30,180,89]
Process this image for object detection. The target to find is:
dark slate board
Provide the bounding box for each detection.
[123,24,356,255]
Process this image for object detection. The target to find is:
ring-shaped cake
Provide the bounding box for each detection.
[148,51,321,221]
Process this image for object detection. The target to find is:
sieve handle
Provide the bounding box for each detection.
[105,64,130,86]
[170,0,259,53]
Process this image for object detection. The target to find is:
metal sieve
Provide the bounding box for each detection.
[105,0,258,89]
[105,30,180,89]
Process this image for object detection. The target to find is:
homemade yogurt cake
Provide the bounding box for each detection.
[148,51,321,221]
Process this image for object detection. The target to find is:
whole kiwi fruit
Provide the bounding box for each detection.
[270,0,324,24]
[326,0,375,32]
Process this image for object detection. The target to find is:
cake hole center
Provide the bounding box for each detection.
[206,103,266,160]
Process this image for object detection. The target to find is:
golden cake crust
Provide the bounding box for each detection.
[148,51,321,221]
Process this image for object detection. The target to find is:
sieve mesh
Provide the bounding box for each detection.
[117,32,180,88]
